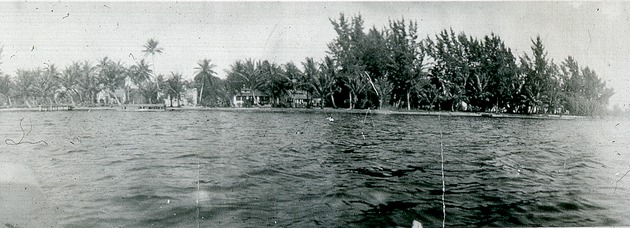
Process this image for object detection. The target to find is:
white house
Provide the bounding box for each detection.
[96,89,127,105]
[164,88,198,107]
[232,88,269,107]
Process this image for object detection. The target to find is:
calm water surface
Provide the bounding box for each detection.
[0,110,629,227]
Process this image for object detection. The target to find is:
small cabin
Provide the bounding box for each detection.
[232,88,269,107]
[289,90,309,108]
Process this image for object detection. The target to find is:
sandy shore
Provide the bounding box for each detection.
[175,107,588,120]
[0,106,589,120]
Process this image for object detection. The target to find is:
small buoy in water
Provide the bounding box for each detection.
[296,131,303,135]
[327,116,335,122]
[412,220,423,228]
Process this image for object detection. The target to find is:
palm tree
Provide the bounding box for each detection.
[129,59,152,87]
[315,56,340,108]
[128,59,153,103]
[61,62,82,105]
[96,57,127,105]
[15,69,37,107]
[259,60,289,105]
[77,61,98,104]
[39,64,61,105]
[142,38,164,98]
[193,59,217,105]
[165,72,184,107]
[0,74,14,107]
[226,59,260,92]
[302,58,319,107]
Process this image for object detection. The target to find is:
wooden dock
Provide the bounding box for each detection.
[119,104,166,112]
[38,105,73,111]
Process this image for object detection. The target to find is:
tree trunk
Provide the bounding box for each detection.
[365,74,381,109]
[406,91,411,110]
[199,83,204,105]
[348,92,353,110]
[395,93,402,109]
[153,56,161,101]
[496,98,499,113]
[330,94,337,109]
[76,90,83,105]
[110,91,122,106]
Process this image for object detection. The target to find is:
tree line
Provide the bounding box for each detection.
[0,39,187,107]
[222,14,613,115]
[0,13,614,115]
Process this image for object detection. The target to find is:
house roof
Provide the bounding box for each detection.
[290,90,308,100]
[237,89,268,97]
[114,89,126,97]
[291,93,308,100]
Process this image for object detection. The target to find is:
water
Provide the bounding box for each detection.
[1,110,629,227]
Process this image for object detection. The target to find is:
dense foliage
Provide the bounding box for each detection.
[0,14,614,115]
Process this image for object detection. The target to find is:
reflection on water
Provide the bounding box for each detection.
[0,110,629,227]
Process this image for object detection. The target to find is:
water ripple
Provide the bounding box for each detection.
[2,111,628,227]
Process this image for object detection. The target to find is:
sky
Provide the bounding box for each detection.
[0,1,629,108]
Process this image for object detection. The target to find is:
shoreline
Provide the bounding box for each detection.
[0,105,590,120]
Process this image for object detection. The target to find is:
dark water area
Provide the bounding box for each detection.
[1,110,629,227]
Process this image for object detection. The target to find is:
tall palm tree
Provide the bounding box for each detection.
[302,58,319,106]
[39,64,61,105]
[15,69,37,107]
[193,59,217,105]
[61,62,81,105]
[226,59,269,106]
[165,72,184,107]
[77,61,98,104]
[313,56,340,108]
[0,74,14,107]
[142,38,164,97]
[128,59,153,103]
[129,59,152,87]
[259,60,288,105]
[226,59,260,93]
[96,57,127,105]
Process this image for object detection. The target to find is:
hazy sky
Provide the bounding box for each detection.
[0,2,629,107]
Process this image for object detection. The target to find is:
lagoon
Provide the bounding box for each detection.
[0,110,629,227]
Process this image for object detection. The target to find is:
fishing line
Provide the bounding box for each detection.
[614,169,630,193]
[196,156,200,228]
[361,108,371,140]
[438,106,446,228]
